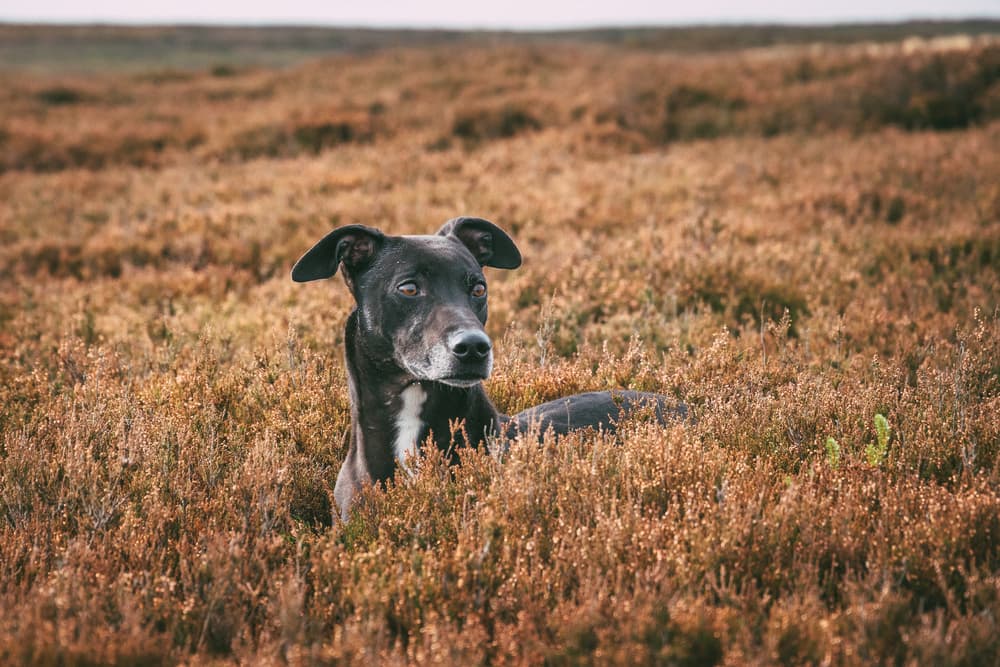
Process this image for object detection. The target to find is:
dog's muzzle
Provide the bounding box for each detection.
[437,329,493,386]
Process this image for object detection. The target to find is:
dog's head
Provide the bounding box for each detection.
[292,217,521,387]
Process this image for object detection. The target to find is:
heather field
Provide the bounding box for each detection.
[1,25,1000,665]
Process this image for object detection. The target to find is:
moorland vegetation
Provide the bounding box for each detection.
[1,24,999,664]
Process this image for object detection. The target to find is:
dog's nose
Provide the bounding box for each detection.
[451,330,491,361]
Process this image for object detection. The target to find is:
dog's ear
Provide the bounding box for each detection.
[291,225,385,282]
[437,216,522,269]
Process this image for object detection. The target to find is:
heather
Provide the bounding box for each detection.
[1,27,999,665]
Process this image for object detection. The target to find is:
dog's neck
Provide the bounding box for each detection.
[340,310,502,489]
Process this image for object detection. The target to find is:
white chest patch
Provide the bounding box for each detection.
[393,384,427,476]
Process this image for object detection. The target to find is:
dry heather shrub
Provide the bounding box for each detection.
[226,111,374,161]
[0,124,205,173]
[450,101,544,144]
[860,46,1000,131]
[1,35,1000,664]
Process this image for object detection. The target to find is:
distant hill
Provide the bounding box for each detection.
[1,20,998,71]
[538,20,1000,50]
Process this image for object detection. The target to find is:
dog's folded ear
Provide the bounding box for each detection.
[437,216,522,269]
[291,225,385,282]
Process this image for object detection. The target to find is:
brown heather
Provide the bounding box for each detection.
[1,27,1000,665]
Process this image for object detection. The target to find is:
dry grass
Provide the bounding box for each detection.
[1,27,999,665]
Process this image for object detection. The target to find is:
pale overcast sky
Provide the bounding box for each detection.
[2,0,998,28]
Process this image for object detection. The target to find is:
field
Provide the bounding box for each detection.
[2,23,1000,665]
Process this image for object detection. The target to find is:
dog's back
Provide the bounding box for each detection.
[503,390,687,440]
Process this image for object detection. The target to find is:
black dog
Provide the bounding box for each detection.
[292,217,685,518]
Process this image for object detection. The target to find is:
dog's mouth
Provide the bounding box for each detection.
[398,359,490,387]
[437,374,488,388]
[397,342,493,387]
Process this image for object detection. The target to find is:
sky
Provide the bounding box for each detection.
[2,0,999,29]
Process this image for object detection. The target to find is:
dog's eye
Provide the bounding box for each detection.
[471,283,487,298]
[397,282,419,297]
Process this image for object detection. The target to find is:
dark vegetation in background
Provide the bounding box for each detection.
[451,104,543,144]
[862,47,1000,130]
[227,115,373,161]
[608,47,1000,143]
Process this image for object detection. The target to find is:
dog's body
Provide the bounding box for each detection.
[292,217,685,519]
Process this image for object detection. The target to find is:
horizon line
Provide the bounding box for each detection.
[2,15,999,33]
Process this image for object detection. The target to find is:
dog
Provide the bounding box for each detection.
[292,217,686,519]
